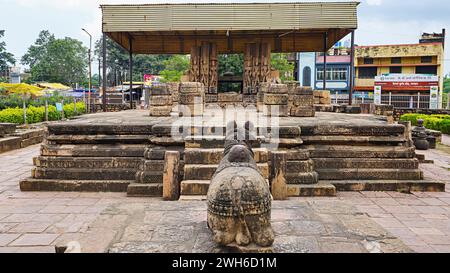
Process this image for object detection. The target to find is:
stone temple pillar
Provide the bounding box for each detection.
[243,42,271,95]
[189,42,218,96]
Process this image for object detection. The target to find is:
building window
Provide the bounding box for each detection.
[421,56,433,63]
[416,65,437,75]
[358,67,377,79]
[317,68,347,81]
[391,57,402,64]
[389,66,402,74]
[302,67,312,87]
[363,58,374,64]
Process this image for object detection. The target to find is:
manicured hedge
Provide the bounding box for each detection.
[400,113,450,134]
[0,102,85,124]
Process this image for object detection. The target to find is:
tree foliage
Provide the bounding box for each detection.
[0,30,15,72]
[21,30,88,86]
[94,36,172,84]
[271,53,295,82]
[160,55,190,82]
[444,76,450,94]
[218,54,244,77]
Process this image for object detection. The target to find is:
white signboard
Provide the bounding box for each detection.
[430,86,439,110]
[375,74,439,82]
[374,86,382,105]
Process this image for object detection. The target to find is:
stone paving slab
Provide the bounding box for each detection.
[0,142,449,253]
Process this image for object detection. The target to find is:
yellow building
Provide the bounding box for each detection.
[354,37,445,108]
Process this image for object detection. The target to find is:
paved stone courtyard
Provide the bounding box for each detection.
[0,142,449,253]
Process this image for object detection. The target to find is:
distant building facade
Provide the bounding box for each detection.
[354,30,445,108]
[297,46,351,94]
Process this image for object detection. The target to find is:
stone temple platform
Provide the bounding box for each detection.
[19,109,445,198]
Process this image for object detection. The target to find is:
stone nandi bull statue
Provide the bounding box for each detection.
[207,121,274,247]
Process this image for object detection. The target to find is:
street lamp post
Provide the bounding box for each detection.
[82,28,92,113]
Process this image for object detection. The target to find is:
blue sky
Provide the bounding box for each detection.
[1,0,449,74]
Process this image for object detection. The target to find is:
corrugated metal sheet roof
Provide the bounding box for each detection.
[101,2,359,33]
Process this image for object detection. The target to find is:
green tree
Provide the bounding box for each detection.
[160,55,189,82]
[94,36,171,85]
[0,30,15,72]
[271,53,295,82]
[21,30,88,86]
[218,54,244,77]
[444,76,450,94]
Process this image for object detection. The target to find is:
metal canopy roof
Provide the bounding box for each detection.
[101,2,359,54]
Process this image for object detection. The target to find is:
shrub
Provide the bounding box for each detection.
[400,113,450,134]
[0,102,85,124]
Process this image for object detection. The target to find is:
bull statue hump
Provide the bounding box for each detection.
[207,121,274,248]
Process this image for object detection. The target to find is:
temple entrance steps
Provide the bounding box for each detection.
[20,124,151,192]
[304,145,423,181]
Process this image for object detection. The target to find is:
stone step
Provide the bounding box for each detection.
[322,180,445,193]
[41,144,147,157]
[47,124,154,135]
[46,134,150,144]
[127,183,163,197]
[135,171,164,184]
[184,163,269,180]
[151,124,301,138]
[180,180,210,195]
[179,195,207,201]
[0,136,22,153]
[302,135,406,145]
[285,172,319,185]
[185,136,303,148]
[32,167,137,180]
[184,135,264,149]
[286,160,315,173]
[20,178,131,192]
[287,184,336,197]
[313,158,419,169]
[33,156,143,169]
[299,124,405,136]
[307,145,415,159]
[184,148,269,164]
[316,168,423,180]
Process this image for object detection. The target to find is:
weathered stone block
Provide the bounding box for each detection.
[285,172,319,185]
[290,95,314,106]
[270,151,288,200]
[263,94,289,105]
[135,171,163,184]
[290,107,315,117]
[286,160,315,173]
[178,104,204,116]
[180,180,209,195]
[127,183,163,197]
[163,151,181,200]
[205,94,218,103]
[149,106,172,116]
[179,82,205,94]
[179,93,204,104]
[266,84,288,94]
[0,137,22,153]
[218,92,242,102]
[20,178,131,192]
[287,184,336,197]
[0,123,16,137]
[149,95,173,106]
[150,84,171,95]
[263,105,289,117]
